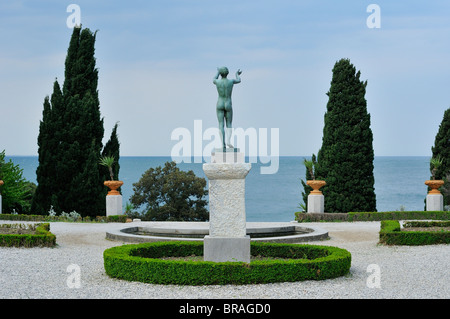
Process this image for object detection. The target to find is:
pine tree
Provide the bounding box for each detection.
[430,107,450,206]
[315,58,376,213]
[32,26,106,217]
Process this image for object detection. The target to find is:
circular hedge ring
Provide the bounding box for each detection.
[104,241,351,285]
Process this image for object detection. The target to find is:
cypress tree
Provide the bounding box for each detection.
[315,58,376,213]
[32,81,64,213]
[33,26,106,217]
[101,122,120,182]
[430,107,450,206]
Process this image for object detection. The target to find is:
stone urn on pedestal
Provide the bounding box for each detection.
[425,156,444,211]
[425,180,444,211]
[306,180,326,213]
[304,158,326,213]
[100,156,124,216]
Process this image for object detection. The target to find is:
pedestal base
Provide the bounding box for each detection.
[307,194,324,213]
[211,148,244,163]
[426,194,443,211]
[203,235,251,263]
[106,195,123,216]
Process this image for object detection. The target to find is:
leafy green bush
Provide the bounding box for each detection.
[349,211,450,221]
[0,223,56,247]
[379,220,450,245]
[130,161,208,221]
[0,150,36,214]
[105,215,128,223]
[0,213,127,223]
[295,211,450,222]
[403,221,450,228]
[103,241,352,285]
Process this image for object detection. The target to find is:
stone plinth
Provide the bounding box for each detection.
[203,236,251,263]
[203,149,251,263]
[426,194,443,211]
[307,194,325,213]
[106,195,123,216]
[211,148,245,163]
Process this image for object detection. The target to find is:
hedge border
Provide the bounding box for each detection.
[295,211,450,222]
[379,220,450,246]
[103,241,352,285]
[0,223,56,247]
[0,213,128,223]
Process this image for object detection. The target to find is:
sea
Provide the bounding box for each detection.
[6,156,432,222]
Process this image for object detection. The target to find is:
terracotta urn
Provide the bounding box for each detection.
[424,180,444,195]
[306,180,326,195]
[104,180,123,196]
[0,180,3,186]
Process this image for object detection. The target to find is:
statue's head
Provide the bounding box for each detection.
[218,67,229,77]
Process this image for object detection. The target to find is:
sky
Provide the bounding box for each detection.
[1,0,449,157]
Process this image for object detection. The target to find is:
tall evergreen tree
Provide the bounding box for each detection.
[430,107,450,206]
[101,122,120,182]
[32,26,106,217]
[315,58,376,213]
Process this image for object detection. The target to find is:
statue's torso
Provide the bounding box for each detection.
[215,79,234,99]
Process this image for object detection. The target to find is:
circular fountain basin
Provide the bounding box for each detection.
[106,222,328,243]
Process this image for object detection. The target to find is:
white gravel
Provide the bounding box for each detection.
[0,220,449,299]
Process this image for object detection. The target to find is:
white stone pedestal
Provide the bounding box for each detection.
[307,194,325,213]
[106,195,123,216]
[203,149,251,263]
[204,236,251,263]
[426,194,443,211]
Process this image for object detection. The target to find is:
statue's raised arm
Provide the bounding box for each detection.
[234,69,242,84]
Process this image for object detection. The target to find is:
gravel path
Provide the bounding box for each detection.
[0,220,449,299]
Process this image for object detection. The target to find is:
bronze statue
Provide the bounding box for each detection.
[213,67,242,149]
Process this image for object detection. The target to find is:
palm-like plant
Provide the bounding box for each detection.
[430,156,443,180]
[303,158,315,180]
[99,156,115,181]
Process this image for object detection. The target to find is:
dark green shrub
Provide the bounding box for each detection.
[130,161,208,221]
[0,223,56,247]
[295,211,450,222]
[0,213,127,223]
[0,150,36,214]
[379,220,450,245]
[295,212,348,222]
[349,211,450,221]
[103,241,351,285]
[106,215,128,223]
[403,221,450,228]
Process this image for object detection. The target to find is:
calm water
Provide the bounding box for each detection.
[7,156,432,222]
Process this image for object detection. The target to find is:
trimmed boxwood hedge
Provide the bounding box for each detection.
[0,223,56,247]
[379,220,450,246]
[295,211,450,222]
[0,213,128,223]
[103,241,352,285]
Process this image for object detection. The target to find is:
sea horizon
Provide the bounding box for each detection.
[6,155,433,222]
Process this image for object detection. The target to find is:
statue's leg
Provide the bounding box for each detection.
[225,109,234,148]
[217,109,226,148]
